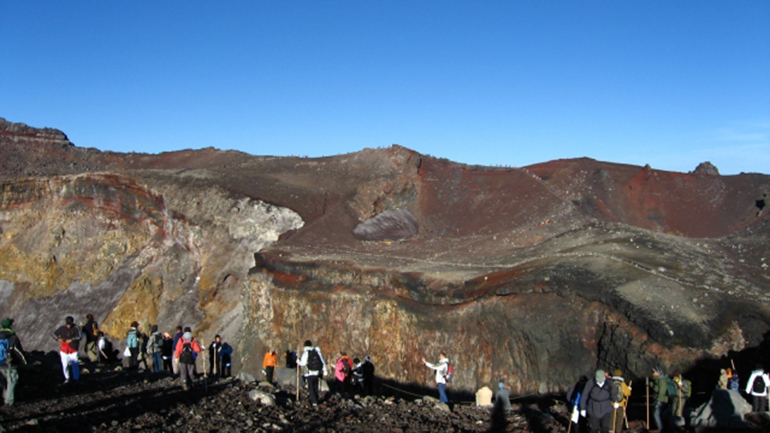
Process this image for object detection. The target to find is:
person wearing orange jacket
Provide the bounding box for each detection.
[174,330,202,390]
[262,349,278,384]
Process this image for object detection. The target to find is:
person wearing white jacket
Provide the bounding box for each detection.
[422,353,449,403]
[745,364,770,412]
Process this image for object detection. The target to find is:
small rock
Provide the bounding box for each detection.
[249,389,276,406]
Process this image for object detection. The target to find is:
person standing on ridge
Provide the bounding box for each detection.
[746,364,770,413]
[82,314,99,363]
[262,348,277,384]
[579,369,618,433]
[149,325,163,373]
[0,318,26,406]
[208,335,223,377]
[297,340,326,406]
[171,326,183,374]
[174,330,202,390]
[650,366,668,432]
[610,369,632,433]
[361,355,376,396]
[422,352,450,403]
[125,321,141,371]
[52,316,81,384]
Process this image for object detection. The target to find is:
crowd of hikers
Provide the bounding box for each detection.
[3,313,770,433]
[565,364,770,433]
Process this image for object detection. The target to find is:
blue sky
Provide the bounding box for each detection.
[2,2,768,175]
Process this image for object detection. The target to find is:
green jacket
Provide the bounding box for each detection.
[652,375,668,403]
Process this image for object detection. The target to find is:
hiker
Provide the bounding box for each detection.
[495,381,512,412]
[579,369,618,433]
[220,342,233,378]
[361,355,376,396]
[421,352,450,403]
[727,367,740,392]
[97,332,112,364]
[669,372,691,418]
[334,351,353,397]
[285,350,298,368]
[174,330,202,390]
[208,335,223,377]
[82,314,99,363]
[0,318,26,406]
[297,340,327,406]
[262,349,277,384]
[125,321,141,371]
[610,369,632,433]
[161,333,174,372]
[52,316,81,384]
[745,364,770,412]
[650,366,668,432]
[149,325,163,373]
[717,368,729,389]
[171,326,183,374]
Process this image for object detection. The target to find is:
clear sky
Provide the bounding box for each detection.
[2,1,768,175]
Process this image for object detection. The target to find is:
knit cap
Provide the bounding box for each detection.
[1,318,12,328]
[183,331,193,340]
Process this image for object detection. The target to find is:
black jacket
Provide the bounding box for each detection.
[52,324,82,350]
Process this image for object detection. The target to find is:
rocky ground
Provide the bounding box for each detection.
[2,354,770,433]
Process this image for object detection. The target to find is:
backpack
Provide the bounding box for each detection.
[753,375,767,394]
[306,348,323,371]
[681,379,692,398]
[179,340,194,364]
[444,363,454,383]
[0,338,9,366]
[127,329,139,348]
[152,333,163,350]
[666,377,677,396]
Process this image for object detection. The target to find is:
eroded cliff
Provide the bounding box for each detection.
[1,117,769,396]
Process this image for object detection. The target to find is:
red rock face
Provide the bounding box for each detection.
[1,119,769,396]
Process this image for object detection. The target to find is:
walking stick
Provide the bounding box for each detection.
[612,405,617,433]
[625,380,632,429]
[296,359,300,402]
[201,339,208,393]
[646,376,650,430]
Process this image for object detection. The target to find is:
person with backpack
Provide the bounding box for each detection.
[171,326,183,374]
[149,325,163,373]
[262,349,277,384]
[220,342,233,378]
[361,355,376,396]
[0,318,26,406]
[579,369,619,433]
[52,316,81,384]
[161,332,174,373]
[82,314,99,363]
[208,335,223,377]
[422,352,450,403]
[650,366,668,432]
[610,369,632,433]
[727,367,740,392]
[97,331,113,364]
[297,340,327,406]
[669,372,691,418]
[125,321,141,371]
[174,330,202,390]
[745,364,770,412]
[334,352,353,397]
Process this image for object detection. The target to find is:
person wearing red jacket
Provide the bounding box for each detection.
[174,330,202,390]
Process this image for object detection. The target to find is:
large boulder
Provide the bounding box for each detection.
[690,389,751,428]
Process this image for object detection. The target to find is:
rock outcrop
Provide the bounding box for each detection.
[1,118,769,397]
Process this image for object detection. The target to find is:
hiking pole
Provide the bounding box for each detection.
[201,339,208,393]
[646,376,650,430]
[612,405,617,433]
[625,380,632,430]
[296,344,300,403]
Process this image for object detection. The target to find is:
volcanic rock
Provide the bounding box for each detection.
[694,161,720,175]
[1,117,770,403]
